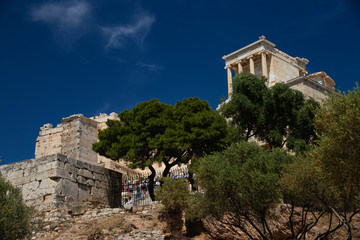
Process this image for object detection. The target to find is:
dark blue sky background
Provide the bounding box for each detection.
[1,0,359,165]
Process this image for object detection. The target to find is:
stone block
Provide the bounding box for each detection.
[95,180,106,189]
[76,176,86,185]
[39,178,57,189]
[8,176,29,186]
[54,194,65,202]
[35,169,57,181]
[4,170,23,181]
[78,169,93,179]
[83,162,94,172]
[64,163,76,174]
[22,180,40,194]
[93,173,107,182]
[36,161,57,172]
[53,168,70,179]
[56,154,68,162]
[58,179,78,198]
[91,187,107,202]
[55,160,64,169]
[70,173,77,182]
[71,205,87,215]
[75,159,84,169]
[78,184,91,201]
[87,179,95,186]
[92,165,106,175]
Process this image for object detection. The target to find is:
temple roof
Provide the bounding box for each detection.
[222,36,276,60]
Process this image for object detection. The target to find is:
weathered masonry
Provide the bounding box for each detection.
[0,113,139,212]
[223,36,336,100]
[0,154,122,214]
[34,113,139,175]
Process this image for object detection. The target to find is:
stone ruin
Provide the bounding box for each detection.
[0,154,121,214]
[0,113,136,214]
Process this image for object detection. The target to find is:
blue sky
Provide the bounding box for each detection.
[0,0,359,165]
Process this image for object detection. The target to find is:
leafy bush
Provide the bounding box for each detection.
[0,174,33,240]
[156,177,190,214]
[194,141,293,239]
[156,177,191,237]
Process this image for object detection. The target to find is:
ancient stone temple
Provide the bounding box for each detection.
[223,36,336,100]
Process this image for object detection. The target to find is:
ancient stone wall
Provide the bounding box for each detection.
[268,50,300,86]
[35,123,63,157]
[0,154,122,213]
[35,113,120,165]
[287,76,334,101]
[61,115,98,164]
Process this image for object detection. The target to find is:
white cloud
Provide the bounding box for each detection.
[31,1,91,32]
[101,11,155,49]
[136,62,164,73]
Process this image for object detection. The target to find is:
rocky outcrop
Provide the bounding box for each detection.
[31,202,167,240]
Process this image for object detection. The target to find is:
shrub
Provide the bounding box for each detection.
[156,177,190,214]
[156,177,190,237]
[0,174,33,240]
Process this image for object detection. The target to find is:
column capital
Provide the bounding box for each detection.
[247,54,254,60]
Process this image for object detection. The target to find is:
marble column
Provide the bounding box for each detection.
[227,67,233,96]
[261,51,268,78]
[249,55,255,74]
[237,62,243,74]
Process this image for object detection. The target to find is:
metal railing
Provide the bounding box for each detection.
[121,166,191,207]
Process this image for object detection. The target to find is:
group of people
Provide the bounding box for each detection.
[122,169,190,205]
[122,179,148,204]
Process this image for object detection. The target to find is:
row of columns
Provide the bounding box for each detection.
[227,51,269,96]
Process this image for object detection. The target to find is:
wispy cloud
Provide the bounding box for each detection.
[101,10,155,50]
[30,0,91,33]
[136,62,164,73]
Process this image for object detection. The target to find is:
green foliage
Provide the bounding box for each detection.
[0,174,33,240]
[281,155,324,209]
[279,86,360,239]
[219,73,267,141]
[156,177,190,213]
[280,154,344,239]
[194,141,293,239]
[311,86,360,239]
[314,87,360,210]
[93,97,231,200]
[94,98,230,166]
[219,73,319,151]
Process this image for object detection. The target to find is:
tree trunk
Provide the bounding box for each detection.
[162,163,171,178]
[188,172,196,191]
[162,159,179,178]
[148,165,156,201]
[346,222,352,240]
